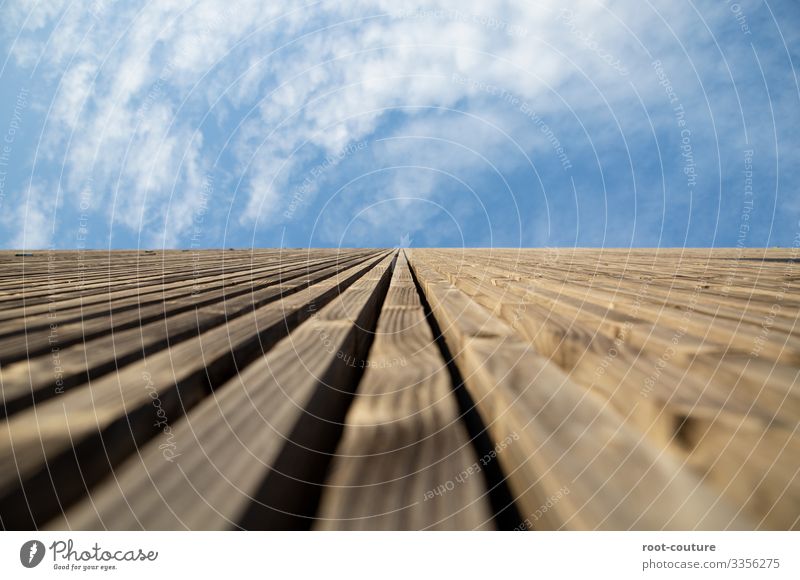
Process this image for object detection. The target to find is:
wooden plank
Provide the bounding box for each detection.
[422,256,799,430]
[407,251,751,530]
[416,249,800,529]
[0,250,346,320]
[426,251,800,363]
[0,251,374,361]
[0,251,377,412]
[416,250,800,528]
[0,251,391,528]
[315,253,493,530]
[0,250,282,302]
[46,253,397,530]
[0,247,795,531]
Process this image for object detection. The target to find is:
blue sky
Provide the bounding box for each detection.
[0,0,798,249]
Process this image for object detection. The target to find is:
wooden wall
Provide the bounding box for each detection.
[0,248,797,530]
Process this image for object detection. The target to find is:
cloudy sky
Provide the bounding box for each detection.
[0,0,798,249]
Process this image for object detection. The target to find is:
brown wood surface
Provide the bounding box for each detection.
[0,248,797,530]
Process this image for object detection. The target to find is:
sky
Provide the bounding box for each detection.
[0,0,798,250]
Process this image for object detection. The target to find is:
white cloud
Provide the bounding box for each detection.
[0,0,792,247]
[3,184,54,249]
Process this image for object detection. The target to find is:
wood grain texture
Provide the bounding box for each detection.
[0,248,796,530]
[48,252,396,530]
[315,254,493,530]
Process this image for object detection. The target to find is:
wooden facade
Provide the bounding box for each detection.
[0,248,797,530]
